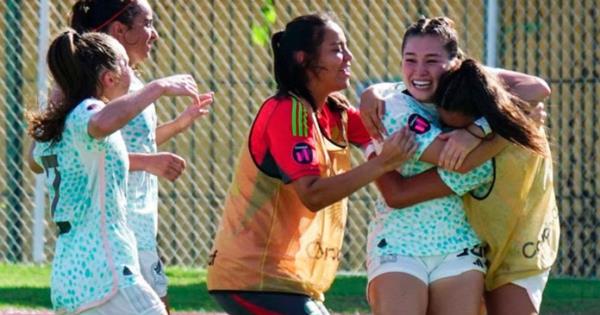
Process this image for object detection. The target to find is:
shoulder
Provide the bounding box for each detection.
[383,92,424,119]
[70,98,105,117]
[255,96,307,134]
[260,95,294,116]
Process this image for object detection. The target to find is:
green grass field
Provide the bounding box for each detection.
[1,264,599,314]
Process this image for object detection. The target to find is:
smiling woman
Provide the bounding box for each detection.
[358,16,553,315]
[205,13,417,315]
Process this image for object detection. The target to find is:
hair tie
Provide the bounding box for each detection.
[92,0,134,32]
[67,31,78,54]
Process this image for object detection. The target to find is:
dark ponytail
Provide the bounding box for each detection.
[71,0,139,33]
[434,59,548,155]
[28,30,122,143]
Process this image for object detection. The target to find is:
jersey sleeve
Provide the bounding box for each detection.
[437,160,494,196]
[368,82,406,99]
[346,105,371,147]
[70,100,108,152]
[381,93,441,161]
[256,98,321,183]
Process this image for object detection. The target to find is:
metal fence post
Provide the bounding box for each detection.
[4,0,24,262]
[33,0,50,263]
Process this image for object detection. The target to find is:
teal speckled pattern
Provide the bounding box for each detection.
[367,85,492,259]
[120,76,160,251]
[34,98,141,313]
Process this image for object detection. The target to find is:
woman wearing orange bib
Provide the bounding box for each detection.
[207,13,416,315]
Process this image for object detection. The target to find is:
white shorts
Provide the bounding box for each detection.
[511,269,550,313]
[139,250,169,297]
[77,281,166,315]
[367,245,487,285]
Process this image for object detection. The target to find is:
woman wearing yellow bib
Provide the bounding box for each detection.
[433,59,559,315]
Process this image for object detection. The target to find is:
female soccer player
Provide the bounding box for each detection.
[69,1,213,310]
[28,30,201,315]
[359,17,551,315]
[207,13,416,315]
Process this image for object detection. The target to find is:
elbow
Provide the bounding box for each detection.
[301,197,326,212]
[298,192,335,212]
[305,204,322,212]
[383,195,401,208]
[453,165,472,174]
[383,195,413,209]
[524,77,551,102]
[28,160,44,174]
[535,78,552,100]
[380,189,408,208]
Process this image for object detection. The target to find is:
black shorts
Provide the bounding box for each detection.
[209,291,330,315]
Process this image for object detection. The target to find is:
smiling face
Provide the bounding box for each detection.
[307,21,353,96]
[402,35,457,103]
[120,0,158,67]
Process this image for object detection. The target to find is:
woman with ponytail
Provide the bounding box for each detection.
[206,13,417,314]
[67,1,213,310]
[430,59,558,315]
[28,30,202,315]
[358,17,552,315]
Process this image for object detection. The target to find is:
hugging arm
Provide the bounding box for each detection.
[375,157,492,209]
[419,134,509,174]
[491,68,551,103]
[376,167,453,208]
[292,128,416,211]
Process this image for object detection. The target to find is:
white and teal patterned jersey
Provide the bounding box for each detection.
[33,98,142,313]
[367,83,493,258]
[121,75,159,251]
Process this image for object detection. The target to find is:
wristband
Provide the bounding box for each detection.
[473,116,492,136]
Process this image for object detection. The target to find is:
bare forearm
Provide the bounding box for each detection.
[294,156,390,211]
[494,68,551,103]
[129,153,149,171]
[156,120,183,146]
[88,81,164,139]
[456,136,509,173]
[377,170,452,208]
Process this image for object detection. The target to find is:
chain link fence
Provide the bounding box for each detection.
[0,0,597,278]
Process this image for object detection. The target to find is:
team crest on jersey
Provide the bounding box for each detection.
[293,142,313,164]
[408,113,431,134]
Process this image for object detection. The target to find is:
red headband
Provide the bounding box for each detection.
[92,0,135,32]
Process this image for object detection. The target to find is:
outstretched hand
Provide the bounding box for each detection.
[175,92,214,131]
[156,74,201,98]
